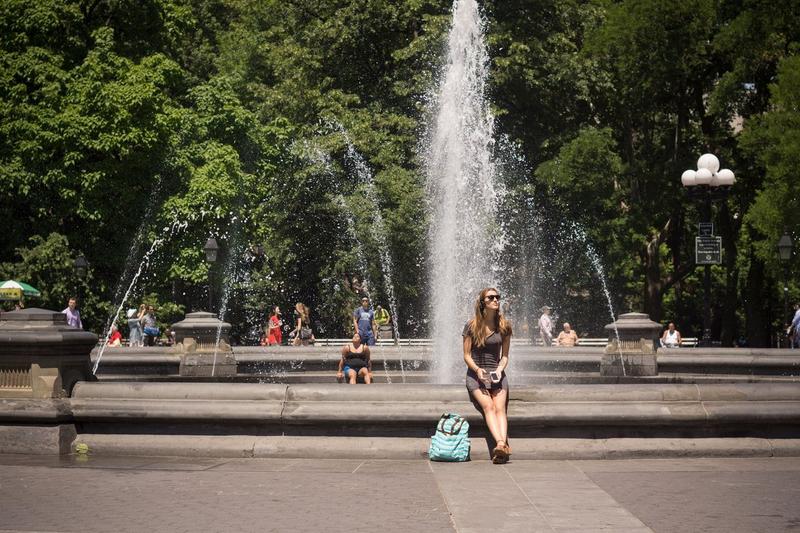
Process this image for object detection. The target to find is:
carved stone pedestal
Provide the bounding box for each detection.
[0,308,97,398]
[601,313,662,377]
[0,308,96,454]
[172,312,236,377]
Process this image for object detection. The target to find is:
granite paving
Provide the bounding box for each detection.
[1,456,799,532]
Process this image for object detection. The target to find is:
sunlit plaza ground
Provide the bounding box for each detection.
[2,455,799,532]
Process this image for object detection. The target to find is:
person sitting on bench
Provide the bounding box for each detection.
[660,322,682,348]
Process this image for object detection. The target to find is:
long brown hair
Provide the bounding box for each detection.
[295,302,308,324]
[467,287,512,347]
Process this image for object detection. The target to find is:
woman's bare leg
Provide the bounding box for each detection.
[471,388,502,444]
[490,389,508,446]
[347,369,357,384]
[358,367,371,384]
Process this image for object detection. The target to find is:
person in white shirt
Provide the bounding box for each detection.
[538,306,553,346]
[790,304,800,349]
[660,322,682,348]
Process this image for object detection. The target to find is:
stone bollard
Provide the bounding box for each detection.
[601,312,662,377]
[171,312,236,377]
[0,308,97,398]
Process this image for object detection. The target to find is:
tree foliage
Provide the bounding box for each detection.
[1,0,797,345]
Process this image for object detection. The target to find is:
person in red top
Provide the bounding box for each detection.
[107,324,123,347]
[266,305,283,346]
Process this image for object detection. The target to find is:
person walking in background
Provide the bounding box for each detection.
[127,307,143,347]
[463,287,513,464]
[292,303,314,346]
[352,297,377,346]
[266,305,283,346]
[538,306,553,346]
[660,322,682,348]
[62,297,83,329]
[374,304,392,341]
[337,332,372,384]
[790,304,800,349]
[141,305,159,347]
[555,322,579,346]
[375,305,390,328]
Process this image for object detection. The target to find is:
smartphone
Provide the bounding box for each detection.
[489,371,500,383]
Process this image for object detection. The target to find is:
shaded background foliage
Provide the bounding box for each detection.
[1,0,797,345]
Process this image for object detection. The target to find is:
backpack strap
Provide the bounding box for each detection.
[437,413,465,436]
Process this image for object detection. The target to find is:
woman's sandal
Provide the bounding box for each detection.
[492,441,510,464]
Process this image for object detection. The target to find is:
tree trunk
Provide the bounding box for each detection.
[718,203,738,346]
[643,231,664,322]
[744,249,770,348]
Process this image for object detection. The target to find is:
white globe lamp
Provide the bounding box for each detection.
[695,168,713,185]
[697,153,720,174]
[681,169,697,186]
[716,168,735,186]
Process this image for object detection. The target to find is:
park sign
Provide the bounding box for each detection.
[696,236,722,265]
[0,280,41,300]
[0,287,22,301]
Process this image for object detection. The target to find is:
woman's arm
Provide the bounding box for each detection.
[337,346,346,376]
[498,334,511,372]
[463,335,484,380]
[365,346,372,371]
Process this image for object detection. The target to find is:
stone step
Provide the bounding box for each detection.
[70,433,800,460]
[95,371,800,385]
[5,382,800,457]
[91,349,800,378]
[63,382,800,430]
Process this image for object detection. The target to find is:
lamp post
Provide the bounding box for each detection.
[778,230,793,347]
[680,153,735,347]
[203,237,219,313]
[74,254,89,302]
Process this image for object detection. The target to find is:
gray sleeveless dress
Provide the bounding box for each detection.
[462,322,509,392]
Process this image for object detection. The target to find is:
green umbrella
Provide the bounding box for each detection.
[0,280,42,300]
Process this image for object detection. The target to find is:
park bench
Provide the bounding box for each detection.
[311,337,698,347]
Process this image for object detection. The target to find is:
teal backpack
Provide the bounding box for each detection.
[428,413,470,462]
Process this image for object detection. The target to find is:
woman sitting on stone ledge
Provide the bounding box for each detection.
[463,287,512,464]
[337,332,372,384]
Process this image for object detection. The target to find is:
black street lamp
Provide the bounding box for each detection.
[778,230,793,346]
[74,254,89,302]
[203,237,219,313]
[681,153,735,347]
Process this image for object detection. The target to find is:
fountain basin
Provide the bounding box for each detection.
[89,346,800,384]
[2,381,800,458]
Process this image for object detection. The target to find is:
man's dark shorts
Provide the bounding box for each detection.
[359,330,376,346]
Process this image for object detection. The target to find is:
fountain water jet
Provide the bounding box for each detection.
[93,218,188,374]
[425,0,502,383]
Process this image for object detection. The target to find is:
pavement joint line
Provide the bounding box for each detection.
[281,458,301,471]
[351,460,365,474]
[200,459,231,471]
[501,463,557,532]
[565,460,591,478]
[427,460,458,532]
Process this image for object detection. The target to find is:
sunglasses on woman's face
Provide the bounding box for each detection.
[485,294,501,302]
